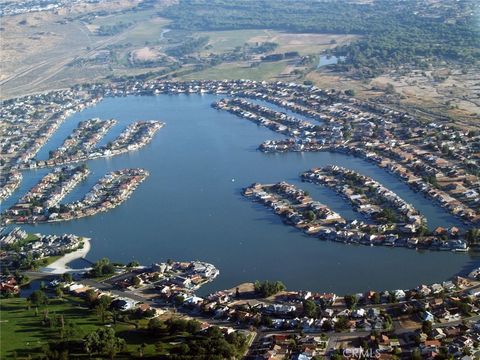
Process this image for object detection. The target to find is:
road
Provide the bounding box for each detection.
[1,20,149,98]
[24,269,480,358]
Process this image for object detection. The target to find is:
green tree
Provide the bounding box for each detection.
[302,299,318,318]
[95,296,112,324]
[422,320,433,335]
[377,208,397,224]
[133,276,141,287]
[28,290,48,306]
[148,317,167,336]
[84,289,97,307]
[62,273,73,283]
[127,260,140,268]
[55,287,64,299]
[466,228,480,245]
[385,83,396,94]
[84,327,125,359]
[306,210,316,222]
[344,294,357,309]
[411,348,422,360]
[253,280,286,297]
[90,258,115,278]
[334,316,349,332]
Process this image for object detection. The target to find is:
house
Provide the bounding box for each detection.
[171,276,193,288]
[468,268,480,280]
[367,308,381,319]
[111,298,136,311]
[430,283,443,294]
[184,296,204,306]
[442,281,456,292]
[352,308,366,318]
[468,288,480,297]
[433,227,447,236]
[420,339,441,354]
[421,311,435,322]
[265,304,296,315]
[453,276,470,288]
[394,289,406,301]
[432,328,446,340]
[136,303,154,314]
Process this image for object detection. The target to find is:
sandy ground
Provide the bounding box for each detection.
[249,32,358,55]
[132,47,159,61]
[40,237,91,274]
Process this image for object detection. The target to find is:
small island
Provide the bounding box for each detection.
[3,168,149,224]
[244,177,469,252]
[33,120,164,169]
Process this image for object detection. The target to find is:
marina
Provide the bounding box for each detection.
[2,93,477,295]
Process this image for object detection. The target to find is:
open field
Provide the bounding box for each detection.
[181,61,288,81]
[304,65,480,126]
[0,296,101,358]
[115,17,171,45]
[0,296,162,358]
[370,67,480,123]
[249,31,357,55]
[0,1,170,99]
[0,14,359,98]
[131,47,160,61]
[199,29,270,54]
[198,29,357,56]
[1,2,477,127]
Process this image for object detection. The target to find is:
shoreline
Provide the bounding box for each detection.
[40,237,92,274]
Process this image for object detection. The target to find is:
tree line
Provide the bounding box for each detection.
[159,0,479,76]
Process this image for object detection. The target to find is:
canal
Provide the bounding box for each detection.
[3,94,479,295]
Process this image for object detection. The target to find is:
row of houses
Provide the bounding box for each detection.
[302,165,425,226]
[244,181,469,252]
[49,118,117,161]
[3,165,90,224]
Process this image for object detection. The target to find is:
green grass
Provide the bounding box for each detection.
[24,233,40,242]
[198,29,270,54]
[182,60,287,81]
[42,255,62,267]
[0,296,100,358]
[120,18,171,44]
[0,296,159,358]
[8,233,40,249]
[90,8,159,27]
[0,295,253,358]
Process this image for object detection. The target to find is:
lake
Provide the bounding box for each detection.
[317,55,345,69]
[3,94,479,295]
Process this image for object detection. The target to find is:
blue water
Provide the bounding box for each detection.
[3,94,479,295]
[317,55,345,68]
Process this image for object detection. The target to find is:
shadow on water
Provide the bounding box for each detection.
[454,256,480,278]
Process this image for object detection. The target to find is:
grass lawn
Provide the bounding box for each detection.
[198,29,271,54]
[197,29,356,56]
[42,255,63,267]
[0,296,167,358]
[119,17,171,44]
[24,233,40,242]
[0,296,100,358]
[182,61,287,81]
[90,8,159,27]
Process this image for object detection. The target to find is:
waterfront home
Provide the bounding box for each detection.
[394,290,406,301]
